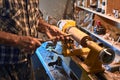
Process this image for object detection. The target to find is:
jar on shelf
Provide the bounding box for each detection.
[90,0,97,8]
[93,20,106,35]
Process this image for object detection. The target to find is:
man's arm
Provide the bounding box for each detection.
[0,31,19,46]
[38,18,65,39]
[0,31,41,53]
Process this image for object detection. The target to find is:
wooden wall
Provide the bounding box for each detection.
[106,0,120,15]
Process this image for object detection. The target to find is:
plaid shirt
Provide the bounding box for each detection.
[0,0,41,64]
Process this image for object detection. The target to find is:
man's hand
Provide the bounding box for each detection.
[0,31,42,53]
[17,36,41,53]
[46,25,66,40]
[38,18,69,42]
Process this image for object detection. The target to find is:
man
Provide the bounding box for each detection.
[0,0,65,80]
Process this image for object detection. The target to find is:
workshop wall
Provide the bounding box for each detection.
[39,0,67,21]
[39,0,75,24]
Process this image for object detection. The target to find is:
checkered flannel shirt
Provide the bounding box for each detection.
[0,0,41,64]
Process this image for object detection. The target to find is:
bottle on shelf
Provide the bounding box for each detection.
[101,0,107,14]
[96,0,102,12]
[93,20,106,35]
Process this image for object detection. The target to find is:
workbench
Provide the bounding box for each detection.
[35,42,120,80]
[36,42,82,80]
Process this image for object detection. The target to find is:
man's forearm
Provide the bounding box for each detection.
[37,18,51,32]
[39,18,51,27]
[0,31,19,46]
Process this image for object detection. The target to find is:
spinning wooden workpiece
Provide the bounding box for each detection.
[57,20,115,73]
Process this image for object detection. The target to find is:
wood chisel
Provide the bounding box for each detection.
[37,34,71,43]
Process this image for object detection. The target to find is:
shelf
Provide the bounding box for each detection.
[79,26,120,53]
[77,6,120,23]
